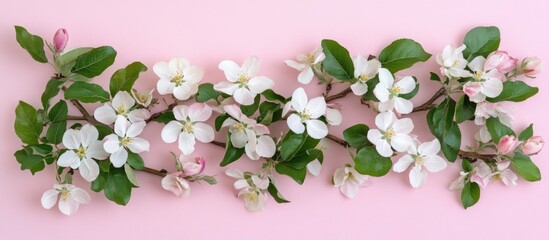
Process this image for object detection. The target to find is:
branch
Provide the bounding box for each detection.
[325,87,352,102]
[410,87,446,113]
[138,167,168,177]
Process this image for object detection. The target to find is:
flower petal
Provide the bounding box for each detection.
[192,122,214,143]
[409,166,427,188]
[423,155,447,173]
[392,118,414,134]
[242,56,260,77]
[391,134,413,152]
[172,105,189,121]
[481,78,503,98]
[375,111,396,131]
[114,116,129,137]
[57,151,80,168]
[256,135,276,158]
[79,124,99,148]
[87,141,109,160]
[161,121,183,143]
[395,76,416,94]
[306,159,322,176]
[126,121,146,138]
[110,148,128,168]
[128,138,150,153]
[306,97,327,118]
[351,82,368,96]
[128,109,151,123]
[213,82,239,95]
[393,154,414,173]
[306,119,328,139]
[325,108,342,126]
[58,198,79,216]
[225,168,244,179]
[112,91,135,113]
[218,60,241,82]
[287,114,305,134]
[41,189,59,209]
[183,65,204,83]
[230,131,248,148]
[79,158,99,182]
[173,83,197,101]
[94,105,117,125]
[393,97,413,114]
[153,61,171,79]
[297,67,314,84]
[156,78,175,95]
[340,182,359,199]
[375,140,393,157]
[291,87,308,113]
[188,103,212,122]
[285,60,307,71]
[178,132,196,155]
[377,68,394,89]
[418,139,441,156]
[233,88,256,106]
[62,129,81,150]
[248,76,274,94]
[373,85,391,103]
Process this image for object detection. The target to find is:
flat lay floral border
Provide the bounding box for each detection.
[12,25,544,215]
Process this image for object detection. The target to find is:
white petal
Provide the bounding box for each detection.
[192,122,214,143]
[110,148,128,168]
[409,166,427,188]
[62,129,81,149]
[285,60,307,71]
[298,67,314,84]
[333,167,348,187]
[375,111,396,131]
[114,116,129,137]
[94,105,117,125]
[468,56,486,73]
[58,198,79,216]
[218,60,241,82]
[340,183,359,199]
[183,65,204,83]
[373,84,391,103]
[233,88,256,106]
[79,124,99,148]
[41,189,59,209]
[112,91,135,112]
[57,151,80,168]
[423,155,447,173]
[418,139,441,156]
[393,154,414,173]
[251,175,269,190]
[306,119,328,139]
[242,56,260,77]
[225,168,244,179]
[126,121,146,138]
[481,78,503,98]
[128,138,150,153]
[245,142,260,160]
[248,76,274,94]
[127,109,151,123]
[377,68,394,89]
[213,82,239,95]
[306,160,322,176]
[351,82,368,96]
[172,105,189,120]
[156,78,175,95]
[173,83,195,100]
[153,61,171,79]
[230,131,248,148]
[161,121,183,143]
[178,132,196,155]
[366,129,383,144]
[87,141,109,160]
[234,179,250,190]
[395,76,416,94]
[375,140,393,157]
[103,134,122,153]
[391,134,413,152]
[79,158,99,182]
[306,97,327,118]
[224,105,243,120]
[287,114,305,134]
[393,97,413,114]
[256,135,276,158]
[325,108,342,126]
[353,55,368,78]
[392,118,414,134]
[188,103,212,122]
[291,87,308,113]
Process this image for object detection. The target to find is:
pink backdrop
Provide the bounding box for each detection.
[1,0,548,239]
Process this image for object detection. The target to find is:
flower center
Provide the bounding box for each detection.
[76,146,87,159]
[391,86,402,95]
[121,137,133,146]
[136,93,148,103]
[306,54,316,64]
[473,71,484,81]
[358,74,371,82]
[59,188,71,202]
[414,155,424,167]
[183,121,194,133]
[116,106,128,115]
[300,111,311,120]
[383,128,395,139]
[245,191,258,202]
[171,73,185,86]
[234,123,246,132]
[451,59,460,68]
[238,73,250,85]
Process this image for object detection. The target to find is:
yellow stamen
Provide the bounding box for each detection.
[171,73,184,86]
[59,188,71,202]
[391,86,403,95]
[121,137,133,146]
[76,146,86,158]
[238,74,249,84]
[384,128,395,139]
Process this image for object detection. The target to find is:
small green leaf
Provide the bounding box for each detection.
[461,182,480,209]
[275,162,306,184]
[486,117,515,143]
[220,134,245,166]
[354,146,392,177]
[14,26,47,63]
[15,101,43,144]
[124,163,139,187]
[240,94,260,116]
[215,113,229,131]
[321,39,354,81]
[109,62,147,96]
[267,178,290,203]
[41,79,64,110]
[45,100,68,144]
[455,95,476,123]
[71,46,117,78]
[14,145,52,174]
[58,47,93,76]
[343,124,371,149]
[127,152,144,170]
[518,124,534,141]
[196,83,220,103]
[280,132,307,161]
[430,72,441,81]
[379,39,431,73]
[487,81,538,102]
[261,89,286,103]
[511,153,541,182]
[91,161,111,192]
[153,111,175,124]
[462,159,474,172]
[64,81,110,103]
[463,26,500,60]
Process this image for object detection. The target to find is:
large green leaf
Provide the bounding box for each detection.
[462,26,500,60]
[14,145,53,175]
[71,46,117,78]
[45,100,68,145]
[64,81,110,103]
[343,124,371,149]
[321,39,354,81]
[14,26,48,63]
[486,117,515,143]
[427,99,461,162]
[279,132,307,161]
[275,162,306,184]
[127,151,144,170]
[109,62,147,96]
[461,182,480,209]
[15,101,43,144]
[103,165,134,206]
[58,47,93,76]
[379,39,431,73]
[511,153,541,182]
[487,81,538,102]
[518,124,533,141]
[455,95,476,123]
[354,146,392,177]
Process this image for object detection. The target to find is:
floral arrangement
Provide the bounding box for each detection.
[12,25,544,215]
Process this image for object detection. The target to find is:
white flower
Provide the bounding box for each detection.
[333,165,371,199]
[94,91,151,125]
[306,139,328,176]
[57,124,109,182]
[367,111,414,157]
[474,102,513,127]
[222,104,276,160]
[436,44,471,78]
[285,47,325,84]
[462,56,504,103]
[283,87,328,139]
[226,169,269,212]
[351,56,381,96]
[325,103,343,126]
[449,171,468,190]
[475,125,492,143]
[373,68,416,114]
[393,139,447,188]
[214,57,274,105]
[487,161,518,187]
[161,103,214,155]
[103,116,150,167]
[154,58,204,100]
[41,184,90,216]
[161,173,191,197]
[131,88,154,107]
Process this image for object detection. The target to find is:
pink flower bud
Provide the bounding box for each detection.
[497,135,519,154]
[462,82,482,98]
[521,57,543,78]
[522,136,544,155]
[53,28,68,53]
[484,51,517,74]
[182,157,206,176]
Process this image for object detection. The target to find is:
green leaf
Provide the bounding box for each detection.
[361,76,380,101]
[58,47,93,76]
[196,83,220,103]
[127,152,144,170]
[430,72,441,81]
[462,159,474,172]
[153,111,175,124]
[46,100,68,144]
[427,99,461,162]
[399,77,419,100]
[280,132,307,161]
[103,165,134,205]
[95,124,113,140]
[41,79,64,110]
[91,161,111,192]
[258,101,282,125]
[463,26,500,60]
[15,101,43,144]
[518,124,534,141]
[124,163,139,187]
[275,162,306,184]
[441,124,461,162]
[220,134,245,166]
[14,145,53,174]
[511,153,541,182]
[487,81,538,102]
[378,39,431,73]
[215,113,229,131]
[261,89,286,103]
[14,26,47,63]
[343,124,371,149]
[71,46,117,78]
[64,81,110,103]
[455,95,476,123]
[321,39,354,81]
[461,182,480,209]
[240,94,260,116]
[486,117,515,143]
[109,62,147,96]
[354,146,392,177]
[267,178,290,203]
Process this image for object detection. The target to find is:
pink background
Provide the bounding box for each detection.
[1,0,548,239]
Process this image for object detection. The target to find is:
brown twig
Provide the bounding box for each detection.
[410,87,446,113]
[139,167,168,177]
[325,87,353,102]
